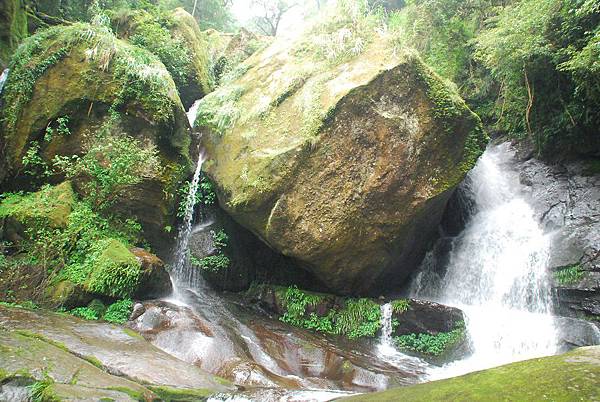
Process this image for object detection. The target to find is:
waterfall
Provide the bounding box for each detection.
[170,99,206,288]
[0,69,9,95]
[379,303,393,346]
[412,143,558,379]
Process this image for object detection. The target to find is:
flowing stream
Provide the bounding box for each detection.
[411,143,559,379]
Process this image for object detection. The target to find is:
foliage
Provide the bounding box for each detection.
[70,306,100,320]
[190,229,230,273]
[0,300,39,309]
[30,378,59,402]
[124,10,193,90]
[279,286,382,340]
[394,323,465,356]
[474,0,600,156]
[0,183,145,301]
[177,175,216,218]
[391,299,410,313]
[54,119,163,209]
[554,264,585,285]
[103,298,134,323]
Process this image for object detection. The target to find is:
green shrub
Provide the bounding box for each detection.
[391,299,410,313]
[554,264,585,285]
[279,286,382,340]
[103,298,133,324]
[70,306,100,320]
[394,323,465,356]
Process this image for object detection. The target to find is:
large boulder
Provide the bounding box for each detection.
[111,7,211,108]
[198,16,486,294]
[0,22,192,248]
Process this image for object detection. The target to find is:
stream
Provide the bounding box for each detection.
[136,103,573,401]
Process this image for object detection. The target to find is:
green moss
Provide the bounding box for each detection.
[148,385,212,401]
[15,330,70,353]
[86,240,141,299]
[0,182,75,229]
[122,328,143,340]
[343,346,600,402]
[195,85,245,134]
[82,355,104,369]
[105,386,146,401]
[0,0,28,67]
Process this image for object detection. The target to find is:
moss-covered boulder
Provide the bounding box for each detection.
[0,0,27,68]
[0,181,74,243]
[111,7,211,108]
[198,13,487,294]
[343,346,600,401]
[0,22,192,246]
[0,183,171,306]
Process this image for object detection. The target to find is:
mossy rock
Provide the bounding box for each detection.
[0,22,192,246]
[0,181,75,243]
[342,346,600,401]
[0,0,27,68]
[199,14,487,294]
[111,7,211,108]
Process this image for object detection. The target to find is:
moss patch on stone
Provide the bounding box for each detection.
[148,385,213,401]
[343,346,600,401]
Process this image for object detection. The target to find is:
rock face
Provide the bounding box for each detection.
[0,305,234,401]
[0,22,192,247]
[343,345,600,402]
[199,19,486,294]
[0,0,27,68]
[517,150,600,322]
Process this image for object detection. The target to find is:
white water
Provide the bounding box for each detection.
[171,99,207,288]
[0,69,9,95]
[411,143,558,380]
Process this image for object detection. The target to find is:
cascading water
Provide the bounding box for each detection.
[411,143,559,379]
[170,100,207,288]
[0,69,9,95]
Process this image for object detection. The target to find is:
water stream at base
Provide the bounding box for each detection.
[410,143,559,380]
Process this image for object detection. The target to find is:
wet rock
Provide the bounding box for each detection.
[130,302,146,321]
[199,18,486,295]
[517,153,600,322]
[131,248,172,299]
[0,305,234,396]
[130,294,428,392]
[555,316,600,351]
[392,299,464,336]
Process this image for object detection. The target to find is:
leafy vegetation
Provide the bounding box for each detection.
[103,298,134,323]
[191,229,231,273]
[554,264,585,285]
[394,322,465,357]
[385,0,600,157]
[177,175,217,218]
[279,286,382,340]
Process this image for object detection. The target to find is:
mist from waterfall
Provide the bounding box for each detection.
[411,143,558,379]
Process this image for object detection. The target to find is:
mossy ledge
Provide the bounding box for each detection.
[342,346,600,401]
